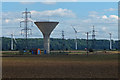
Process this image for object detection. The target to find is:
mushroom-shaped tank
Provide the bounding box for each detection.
[34,21,59,54]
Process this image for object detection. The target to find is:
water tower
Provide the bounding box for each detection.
[34,21,59,54]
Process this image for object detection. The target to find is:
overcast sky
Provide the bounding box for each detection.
[2,2,118,40]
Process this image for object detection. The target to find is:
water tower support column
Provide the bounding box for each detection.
[44,35,50,54]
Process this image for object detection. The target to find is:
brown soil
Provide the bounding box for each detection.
[2,55,118,78]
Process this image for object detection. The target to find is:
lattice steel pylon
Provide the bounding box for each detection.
[20,8,33,50]
[92,26,96,49]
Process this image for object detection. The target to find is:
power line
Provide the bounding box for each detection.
[20,8,33,50]
[92,25,97,49]
[62,30,64,40]
[85,31,91,56]
[92,26,95,40]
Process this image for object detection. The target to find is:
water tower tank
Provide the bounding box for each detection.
[34,21,59,54]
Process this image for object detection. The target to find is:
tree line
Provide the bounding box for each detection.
[1,37,119,51]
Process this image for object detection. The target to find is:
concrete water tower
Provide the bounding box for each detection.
[34,21,59,54]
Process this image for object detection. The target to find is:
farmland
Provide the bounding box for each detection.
[2,51,119,79]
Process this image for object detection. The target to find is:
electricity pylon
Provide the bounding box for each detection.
[20,8,33,50]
